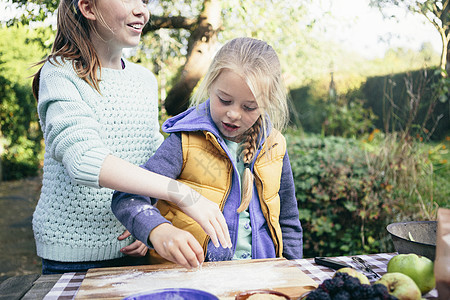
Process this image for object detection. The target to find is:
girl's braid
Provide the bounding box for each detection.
[236,116,262,213]
[240,116,262,166]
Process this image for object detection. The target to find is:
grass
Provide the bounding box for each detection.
[430,138,450,209]
[360,130,449,221]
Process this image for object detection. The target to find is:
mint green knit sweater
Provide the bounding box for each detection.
[32,57,164,262]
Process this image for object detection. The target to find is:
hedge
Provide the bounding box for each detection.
[286,133,396,258]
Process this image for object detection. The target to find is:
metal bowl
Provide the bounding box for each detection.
[386,221,437,261]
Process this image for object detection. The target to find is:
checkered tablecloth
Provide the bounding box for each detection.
[293,252,395,284]
[43,272,85,300]
[42,253,438,299]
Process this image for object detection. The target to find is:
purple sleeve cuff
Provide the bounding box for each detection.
[111,192,170,248]
[132,205,171,247]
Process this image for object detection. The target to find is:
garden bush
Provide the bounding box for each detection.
[0,25,51,181]
[290,84,377,139]
[362,130,443,220]
[0,75,42,180]
[286,133,397,258]
[286,131,446,259]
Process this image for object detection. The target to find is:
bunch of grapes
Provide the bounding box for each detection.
[306,272,398,300]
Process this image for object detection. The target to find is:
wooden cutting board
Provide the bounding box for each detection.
[75,258,318,299]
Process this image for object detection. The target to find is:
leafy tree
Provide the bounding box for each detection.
[370,0,449,76]
[7,0,316,114]
[0,25,53,179]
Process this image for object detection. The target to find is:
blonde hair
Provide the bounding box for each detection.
[32,0,105,100]
[190,37,289,212]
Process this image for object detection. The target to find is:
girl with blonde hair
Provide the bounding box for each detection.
[113,37,303,262]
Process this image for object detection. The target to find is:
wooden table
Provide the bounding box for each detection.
[0,253,439,300]
[0,273,61,300]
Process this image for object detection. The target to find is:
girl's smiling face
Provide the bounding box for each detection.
[87,0,149,54]
[209,69,261,142]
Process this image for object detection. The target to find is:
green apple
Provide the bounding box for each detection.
[376,272,421,300]
[387,253,435,294]
[334,267,370,285]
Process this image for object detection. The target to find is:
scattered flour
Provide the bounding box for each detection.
[96,263,288,297]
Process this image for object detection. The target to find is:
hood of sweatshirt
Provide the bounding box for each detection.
[162,100,220,135]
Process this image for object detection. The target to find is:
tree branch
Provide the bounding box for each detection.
[143,15,197,34]
[163,0,222,115]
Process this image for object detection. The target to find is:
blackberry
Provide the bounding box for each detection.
[358,284,375,299]
[306,288,332,300]
[371,284,398,300]
[343,276,360,291]
[321,278,339,295]
[333,272,348,280]
[372,284,390,298]
[332,276,345,290]
[332,290,351,300]
[307,273,399,300]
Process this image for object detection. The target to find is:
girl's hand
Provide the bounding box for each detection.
[149,223,204,269]
[170,186,232,249]
[118,230,149,257]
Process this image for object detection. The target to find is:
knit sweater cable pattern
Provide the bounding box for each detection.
[33,58,163,262]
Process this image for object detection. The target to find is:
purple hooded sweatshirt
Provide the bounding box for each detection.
[111,100,303,261]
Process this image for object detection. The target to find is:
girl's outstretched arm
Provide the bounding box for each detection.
[100,154,232,251]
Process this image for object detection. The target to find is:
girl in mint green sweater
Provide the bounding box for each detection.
[32,0,230,274]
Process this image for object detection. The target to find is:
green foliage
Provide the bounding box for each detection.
[287,133,396,258]
[363,130,447,215]
[322,89,378,138]
[289,83,328,134]
[220,0,322,86]
[132,1,322,89]
[290,84,378,138]
[6,0,59,25]
[287,131,448,258]
[291,66,447,142]
[0,74,42,180]
[0,25,52,180]
[432,69,450,104]
[430,140,450,209]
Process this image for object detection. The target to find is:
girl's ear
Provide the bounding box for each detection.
[77,0,97,21]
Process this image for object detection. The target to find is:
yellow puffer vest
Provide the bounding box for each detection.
[149,129,286,264]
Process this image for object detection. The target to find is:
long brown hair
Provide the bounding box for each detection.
[32,0,102,101]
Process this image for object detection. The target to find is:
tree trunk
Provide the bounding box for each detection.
[163,0,222,116]
[440,27,449,76]
[443,39,450,76]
